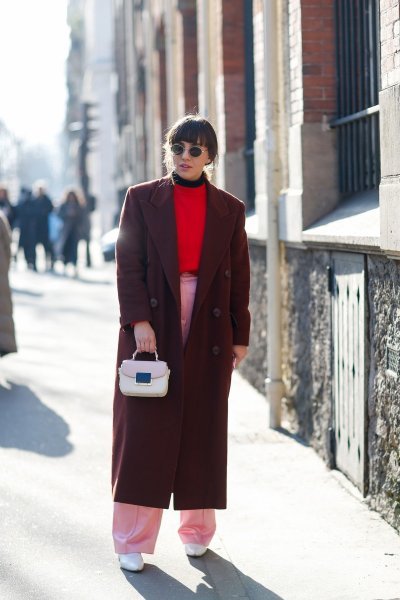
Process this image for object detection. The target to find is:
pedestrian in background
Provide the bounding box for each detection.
[79,193,96,268]
[56,187,85,277]
[17,186,39,271]
[32,180,54,271]
[0,211,17,357]
[0,184,16,229]
[112,114,251,572]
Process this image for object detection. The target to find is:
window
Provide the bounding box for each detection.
[332,0,380,195]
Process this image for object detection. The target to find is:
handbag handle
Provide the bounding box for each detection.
[132,349,159,361]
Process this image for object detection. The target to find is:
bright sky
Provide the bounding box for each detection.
[0,0,70,147]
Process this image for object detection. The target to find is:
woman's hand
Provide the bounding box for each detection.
[134,321,157,354]
[232,345,248,368]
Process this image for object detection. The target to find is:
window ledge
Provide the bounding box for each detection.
[246,213,267,243]
[302,190,380,250]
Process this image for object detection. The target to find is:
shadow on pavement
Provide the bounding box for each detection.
[121,550,284,599]
[70,276,114,286]
[48,272,114,286]
[275,426,311,447]
[0,382,73,457]
[11,287,43,297]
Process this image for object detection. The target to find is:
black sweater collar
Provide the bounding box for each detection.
[171,171,205,188]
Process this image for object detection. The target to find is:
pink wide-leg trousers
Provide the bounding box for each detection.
[113,273,216,554]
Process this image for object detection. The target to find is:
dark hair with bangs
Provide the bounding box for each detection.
[163,114,218,176]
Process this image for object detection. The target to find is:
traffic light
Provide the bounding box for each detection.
[79,102,98,200]
[82,102,98,141]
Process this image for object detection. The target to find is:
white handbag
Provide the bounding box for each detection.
[118,350,170,397]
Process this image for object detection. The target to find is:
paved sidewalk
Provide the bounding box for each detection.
[207,375,400,600]
[108,372,400,599]
[1,263,400,599]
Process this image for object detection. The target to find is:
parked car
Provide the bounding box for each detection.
[101,227,118,261]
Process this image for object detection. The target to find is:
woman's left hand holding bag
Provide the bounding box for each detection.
[134,321,157,354]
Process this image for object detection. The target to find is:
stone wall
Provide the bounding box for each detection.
[280,249,400,531]
[243,242,400,532]
[281,246,333,464]
[367,255,400,531]
[241,242,333,464]
[374,0,400,533]
[239,238,267,393]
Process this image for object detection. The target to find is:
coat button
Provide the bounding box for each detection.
[212,307,222,318]
[224,269,231,278]
[150,298,158,308]
[212,345,221,356]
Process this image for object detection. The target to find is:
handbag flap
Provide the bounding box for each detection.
[120,359,168,379]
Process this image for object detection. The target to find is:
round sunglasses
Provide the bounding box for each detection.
[170,143,206,158]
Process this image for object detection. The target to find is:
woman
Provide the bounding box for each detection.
[112,115,251,572]
[32,181,54,271]
[0,211,17,357]
[16,186,38,270]
[56,188,85,276]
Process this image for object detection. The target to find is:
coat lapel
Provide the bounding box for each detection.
[141,178,181,309]
[191,180,236,323]
[141,177,237,323]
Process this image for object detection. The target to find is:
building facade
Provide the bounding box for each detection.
[66,0,118,232]
[110,0,400,532]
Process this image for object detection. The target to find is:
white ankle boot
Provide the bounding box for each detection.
[185,543,208,557]
[118,552,144,572]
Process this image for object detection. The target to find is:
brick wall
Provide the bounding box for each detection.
[381,0,400,89]
[301,1,336,122]
[179,0,198,113]
[289,0,336,124]
[156,20,168,139]
[220,0,246,151]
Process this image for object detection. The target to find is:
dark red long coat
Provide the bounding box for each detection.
[112,176,250,510]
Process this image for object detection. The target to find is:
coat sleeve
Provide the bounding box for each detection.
[230,202,251,346]
[116,187,152,329]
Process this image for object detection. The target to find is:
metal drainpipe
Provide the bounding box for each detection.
[198,0,210,117]
[125,0,137,183]
[143,0,156,179]
[263,0,284,428]
[165,0,177,125]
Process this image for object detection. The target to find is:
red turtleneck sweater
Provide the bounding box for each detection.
[173,182,206,274]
